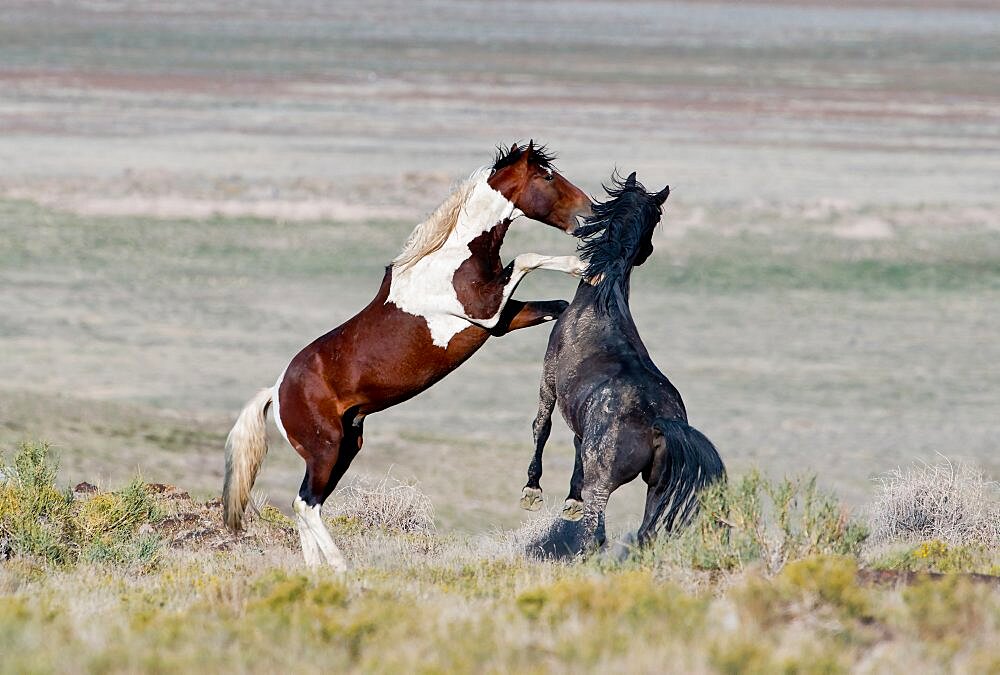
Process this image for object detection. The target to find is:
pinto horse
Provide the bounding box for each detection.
[223,143,592,568]
[519,172,725,556]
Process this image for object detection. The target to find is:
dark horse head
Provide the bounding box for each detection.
[573,171,669,311]
[489,141,593,233]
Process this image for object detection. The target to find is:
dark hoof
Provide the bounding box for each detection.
[561,498,584,522]
[520,486,544,511]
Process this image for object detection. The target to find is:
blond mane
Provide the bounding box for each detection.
[392,168,490,271]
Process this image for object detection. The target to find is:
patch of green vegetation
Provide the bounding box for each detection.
[665,471,868,573]
[0,449,997,673]
[0,442,162,569]
[902,575,990,654]
[258,504,295,530]
[871,540,1000,575]
[0,441,76,564]
[708,634,848,675]
[517,570,709,629]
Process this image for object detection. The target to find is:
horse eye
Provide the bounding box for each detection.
[544,172,554,182]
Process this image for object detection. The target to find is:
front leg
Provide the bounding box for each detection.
[490,299,568,336]
[463,253,584,330]
[521,366,557,511]
[513,253,586,276]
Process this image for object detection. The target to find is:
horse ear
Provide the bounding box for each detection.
[515,140,533,167]
[527,139,534,155]
[509,143,519,155]
[625,172,637,188]
[654,185,670,205]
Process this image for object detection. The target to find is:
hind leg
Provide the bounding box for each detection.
[294,449,347,570]
[567,425,644,549]
[637,436,670,545]
[561,436,585,521]
[291,417,364,570]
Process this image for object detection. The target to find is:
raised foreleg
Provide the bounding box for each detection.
[490,299,568,336]
[463,253,584,331]
[521,366,557,511]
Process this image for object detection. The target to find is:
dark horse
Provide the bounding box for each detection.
[223,143,592,568]
[519,172,725,556]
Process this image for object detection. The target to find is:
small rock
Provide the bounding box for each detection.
[73,481,99,494]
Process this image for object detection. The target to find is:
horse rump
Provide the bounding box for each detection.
[637,418,726,543]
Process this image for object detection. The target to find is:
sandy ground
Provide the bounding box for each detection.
[1,0,998,531]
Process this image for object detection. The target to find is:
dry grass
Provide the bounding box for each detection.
[1,447,999,673]
[329,472,436,535]
[865,458,1000,550]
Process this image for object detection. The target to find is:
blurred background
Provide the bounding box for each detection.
[1,0,998,531]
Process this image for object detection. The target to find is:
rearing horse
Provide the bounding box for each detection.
[520,172,725,558]
[223,143,592,568]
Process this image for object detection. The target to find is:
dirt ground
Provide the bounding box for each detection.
[1,0,998,532]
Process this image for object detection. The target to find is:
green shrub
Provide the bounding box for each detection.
[0,442,76,564]
[0,442,162,569]
[676,471,868,573]
[870,540,999,575]
[902,575,987,648]
[780,555,871,619]
[516,570,709,635]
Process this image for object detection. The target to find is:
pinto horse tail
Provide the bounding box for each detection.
[223,387,273,533]
[639,418,726,543]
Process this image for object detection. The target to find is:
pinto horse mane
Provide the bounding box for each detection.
[392,143,558,271]
[491,142,556,173]
[575,171,666,312]
[391,168,490,271]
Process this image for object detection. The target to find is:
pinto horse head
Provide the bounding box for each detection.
[488,141,592,233]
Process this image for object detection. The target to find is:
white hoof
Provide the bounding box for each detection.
[294,496,348,572]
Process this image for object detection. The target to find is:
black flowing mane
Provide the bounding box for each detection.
[574,171,667,312]
[492,142,557,173]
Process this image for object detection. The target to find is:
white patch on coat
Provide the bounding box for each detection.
[271,365,291,446]
[387,171,519,348]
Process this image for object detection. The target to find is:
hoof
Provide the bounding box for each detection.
[520,486,544,511]
[561,498,584,522]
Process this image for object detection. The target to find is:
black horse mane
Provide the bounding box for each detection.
[575,171,665,312]
[492,142,557,173]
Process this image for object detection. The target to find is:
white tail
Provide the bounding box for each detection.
[223,387,273,532]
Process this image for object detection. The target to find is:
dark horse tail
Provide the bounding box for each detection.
[638,418,726,543]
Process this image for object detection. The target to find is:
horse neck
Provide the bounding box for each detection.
[575,267,644,340]
[583,261,636,313]
[446,176,518,252]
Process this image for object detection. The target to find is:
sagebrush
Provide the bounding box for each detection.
[658,470,869,574]
[0,442,161,568]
